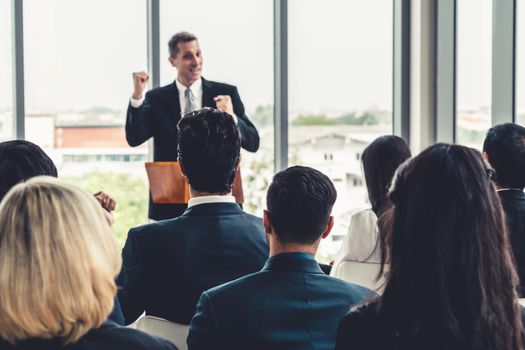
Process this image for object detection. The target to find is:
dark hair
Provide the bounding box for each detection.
[483,123,525,189]
[266,166,337,244]
[0,140,58,202]
[380,143,523,349]
[168,31,197,58]
[177,108,240,194]
[362,135,411,216]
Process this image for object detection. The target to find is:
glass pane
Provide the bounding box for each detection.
[517,0,525,124]
[160,0,274,217]
[456,0,492,149]
[24,0,148,245]
[288,0,393,262]
[0,0,13,141]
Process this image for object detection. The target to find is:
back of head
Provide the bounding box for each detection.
[177,108,240,194]
[483,123,525,189]
[266,166,337,244]
[0,140,57,202]
[382,143,522,349]
[0,177,121,344]
[361,135,411,215]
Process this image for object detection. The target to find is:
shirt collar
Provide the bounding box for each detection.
[175,78,202,96]
[187,195,236,208]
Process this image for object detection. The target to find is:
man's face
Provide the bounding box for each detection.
[169,40,202,86]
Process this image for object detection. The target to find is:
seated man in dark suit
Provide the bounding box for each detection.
[187,166,375,350]
[483,123,525,296]
[118,108,269,325]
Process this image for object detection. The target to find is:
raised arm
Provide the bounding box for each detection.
[126,71,153,147]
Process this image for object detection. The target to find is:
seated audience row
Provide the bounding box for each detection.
[2,112,525,350]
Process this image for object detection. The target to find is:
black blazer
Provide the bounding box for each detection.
[499,189,525,296]
[187,253,375,350]
[0,321,177,350]
[126,78,260,220]
[117,202,269,325]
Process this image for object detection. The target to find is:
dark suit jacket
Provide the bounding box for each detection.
[187,253,375,350]
[0,321,177,350]
[117,202,269,325]
[499,189,525,296]
[126,78,260,220]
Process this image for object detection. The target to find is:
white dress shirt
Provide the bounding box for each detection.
[330,208,386,293]
[187,194,236,208]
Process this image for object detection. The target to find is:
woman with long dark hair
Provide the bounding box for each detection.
[336,143,524,350]
[331,135,411,292]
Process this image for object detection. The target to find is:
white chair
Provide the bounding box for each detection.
[136,315,190,350]
[333,260,386,294]
[519,299,525,307]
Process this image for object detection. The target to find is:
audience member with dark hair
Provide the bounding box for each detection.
[0,140,57,201]
[188,166,374,350]
[0,177,177,350]
[483,123,525,296]
[0,140,124,325]
[336,144,524,350]
[331,135,411,291]
[118,108,268,325]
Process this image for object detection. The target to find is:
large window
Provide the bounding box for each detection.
[456,0,492,148]
[24,0,148,245]
[517,0,525,124]
[288,0,393,262]
[0,0,13,141]
[160,0,274,217]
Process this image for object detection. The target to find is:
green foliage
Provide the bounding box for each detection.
[63,171,149,247]
[291,110,388,126]
[293,114,336,125]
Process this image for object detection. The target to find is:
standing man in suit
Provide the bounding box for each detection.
[187,166,375,350]
[118,108,268,325]
[126,31,260,220]
[483,123,525,296]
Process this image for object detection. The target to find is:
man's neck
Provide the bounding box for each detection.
[189,188,231,198]
[177,77,198,88]
[268,237,319,258]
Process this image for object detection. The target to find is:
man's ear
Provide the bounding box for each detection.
[168,56,176,67]
[263,210,272,235]
[320,216,334,240]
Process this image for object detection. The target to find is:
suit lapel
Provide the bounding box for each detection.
[170,81,182,116]
[201,77,215,109]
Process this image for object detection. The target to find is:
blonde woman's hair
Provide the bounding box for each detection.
[0,176,121,344]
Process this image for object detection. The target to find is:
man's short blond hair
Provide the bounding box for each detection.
[0,176,121,344]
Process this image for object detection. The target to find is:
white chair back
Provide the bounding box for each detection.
[136,315,189,350]
[333,260,386,294]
